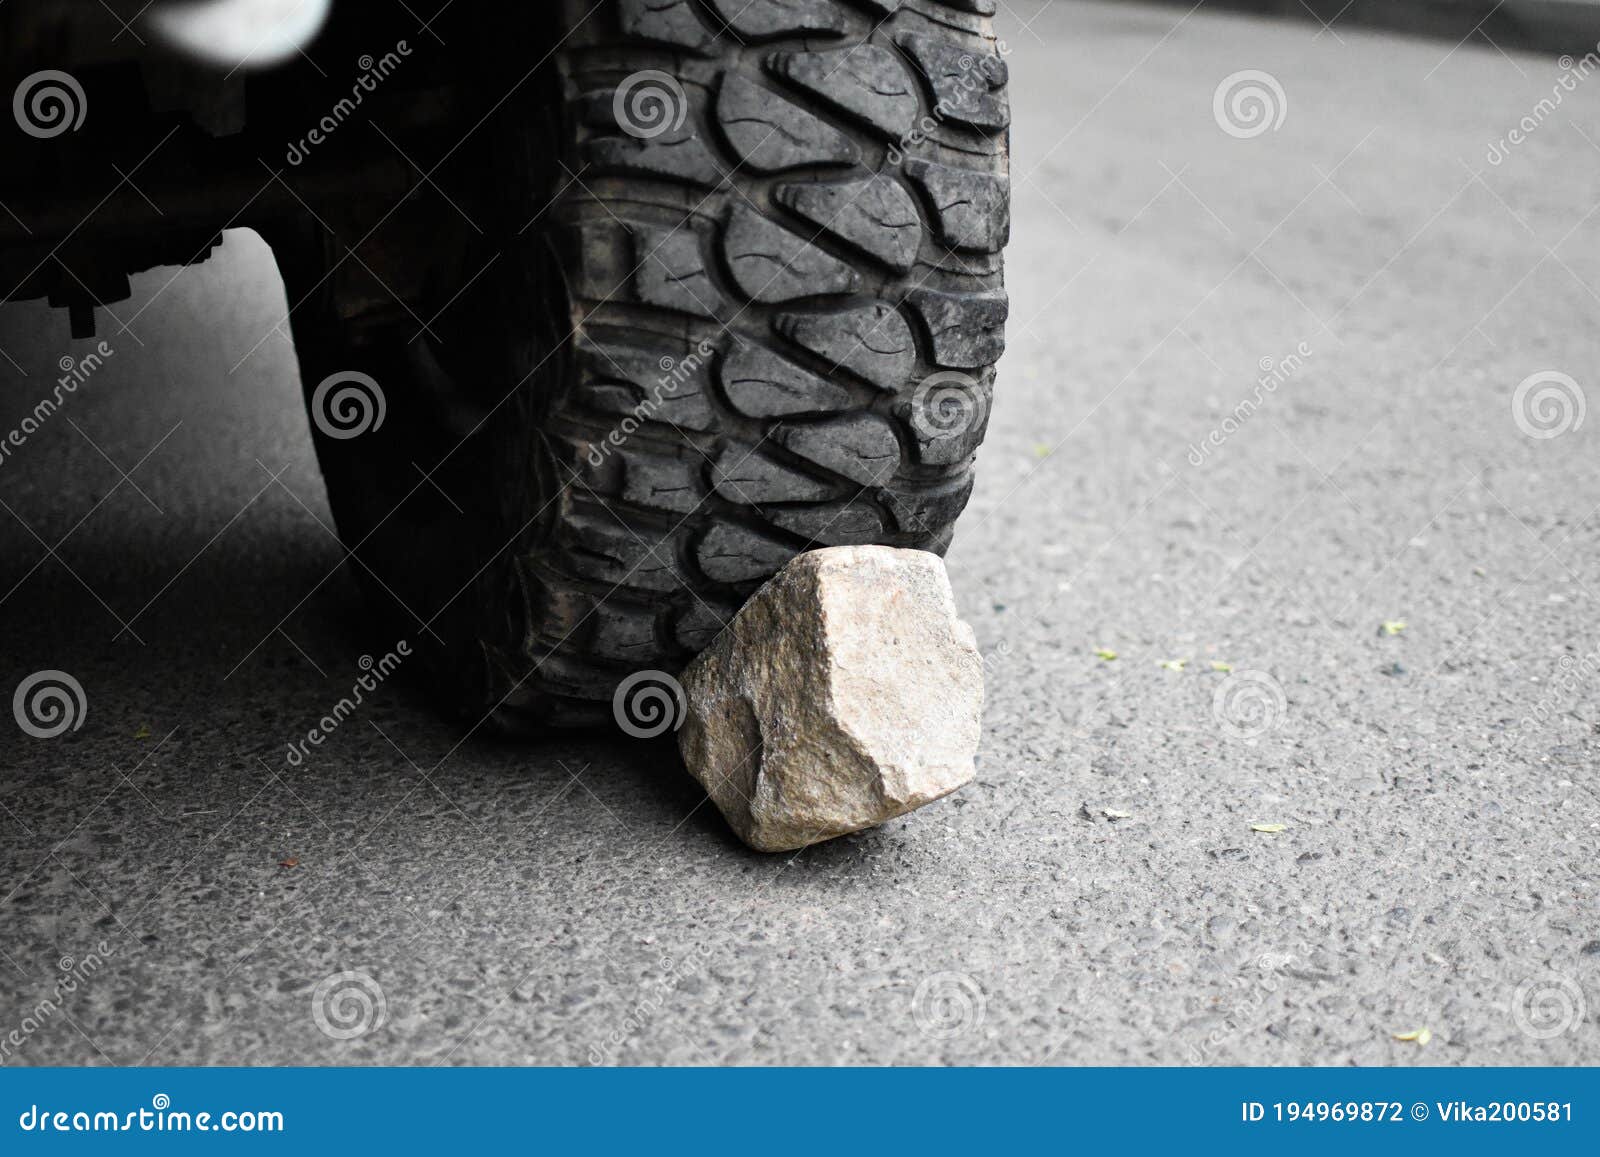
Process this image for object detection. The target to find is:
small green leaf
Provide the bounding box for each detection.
[1160,658,1188,671]
[1032,443,1053,459]
[133,723,151,740]
[1381,620,1408,636]
[1392,1027,1431,1046]
[1094,648,1118,662]
[1209,661,1233,673]
[1249,822,1287,834]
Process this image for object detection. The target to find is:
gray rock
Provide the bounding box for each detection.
[678,546,983,852]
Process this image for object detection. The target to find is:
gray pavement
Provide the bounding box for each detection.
[3,0,1600,1066]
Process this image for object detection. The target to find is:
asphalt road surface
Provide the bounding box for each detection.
[2,1,1598,1065]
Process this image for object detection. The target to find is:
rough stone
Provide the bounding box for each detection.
[677,545,983,852]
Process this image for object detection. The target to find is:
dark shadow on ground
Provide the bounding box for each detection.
[1135,0,1596,54]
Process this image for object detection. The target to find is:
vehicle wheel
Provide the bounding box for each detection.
[281,0,1011,733]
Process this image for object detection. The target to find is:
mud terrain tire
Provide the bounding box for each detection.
[289,0,1011,731]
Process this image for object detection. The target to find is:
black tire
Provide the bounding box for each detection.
[283,0,1011,732]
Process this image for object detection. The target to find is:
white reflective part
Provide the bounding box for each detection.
[147,0,333,69]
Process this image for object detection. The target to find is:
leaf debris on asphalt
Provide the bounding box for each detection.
[1209,661,1233,673]
[1095,648,1118,661]
[1380,620,1408,636]
[1249,823,1287,834]
[1160,658,1188,671]
[1392,1027,1432,1046]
